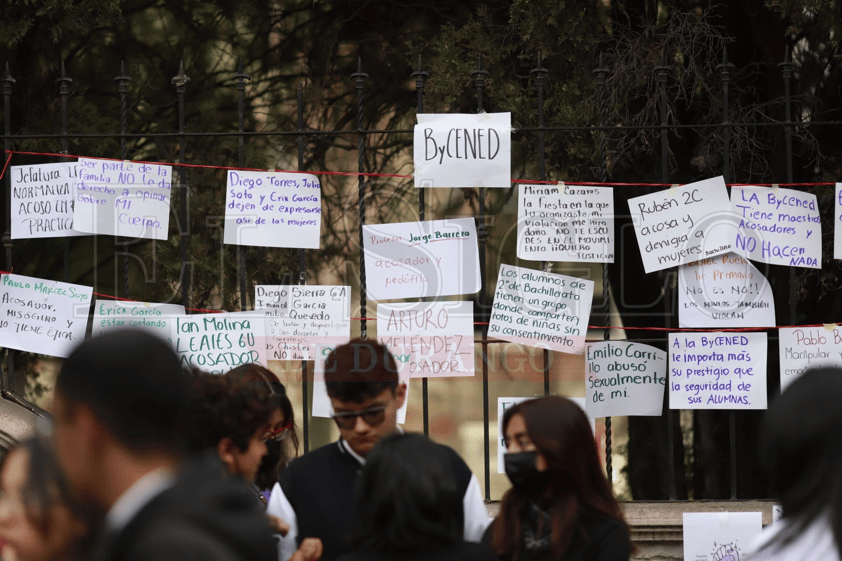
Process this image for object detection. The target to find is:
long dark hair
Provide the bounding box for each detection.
[757,367,842,555]
[491,396,629,559]
[349,432,463,558]
[225,364,299,487]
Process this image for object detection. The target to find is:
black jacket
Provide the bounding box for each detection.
[336,542,497,561]
[92,454,276,561]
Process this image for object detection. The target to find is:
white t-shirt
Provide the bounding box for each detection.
[745,514,840,561]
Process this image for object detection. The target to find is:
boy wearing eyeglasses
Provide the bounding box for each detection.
[267,338,490,561]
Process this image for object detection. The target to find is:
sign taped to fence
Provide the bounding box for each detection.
[0,274,91,358]
[678,253,775,328]
[73,158,172,240]
[585,341,666,418]
[497,397,593,473]
[834,183,842,260]
[517,184,614,263]
[224,170,321,249]
[682,512,762,561]
[377,300,474,378]
[362,218,481,300]
[172,311,266,374]
[255,284,350,361]
[414,113,511,188]
[669,332,767,409]
[92,299,185,345]
[11,162,86,239]
[778,326,842,391]
[312,339,410,424]
[488,264,594,354]
[628,177,734,274]
[731,185,821,269]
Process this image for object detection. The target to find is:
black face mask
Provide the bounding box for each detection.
[504,451,551,496]
[255,439,282,490]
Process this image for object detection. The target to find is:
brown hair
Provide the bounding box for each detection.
[491,396,630,559]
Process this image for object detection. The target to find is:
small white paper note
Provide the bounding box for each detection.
[172,311,266,374]
[11,162,85,239]
[92,299,185,345]
[682,512,762,561]
[585,341,666,418]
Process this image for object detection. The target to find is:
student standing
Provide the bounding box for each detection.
[266,338,490,561]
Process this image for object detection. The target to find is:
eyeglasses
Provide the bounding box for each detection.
[331,405,388,429]
[265,421,294,443]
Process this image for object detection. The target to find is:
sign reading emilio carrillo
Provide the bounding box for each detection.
[413,113,511,188]
[362,218,480,301]
[585,341,666,418]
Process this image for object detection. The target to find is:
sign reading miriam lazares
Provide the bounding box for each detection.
[414,113,511,188]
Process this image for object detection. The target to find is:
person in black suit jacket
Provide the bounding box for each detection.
[50,328,277,561]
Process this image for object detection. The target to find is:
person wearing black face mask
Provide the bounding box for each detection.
[483,397,633,561]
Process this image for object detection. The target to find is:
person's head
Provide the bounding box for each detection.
[493,396,627,558]
[0,439,89,561]
[350,433,462,557]
[759,367,842,553]
[225,364,299,489]
[323,339,406,457]
[188,369,277,485]
[52,329,191,506]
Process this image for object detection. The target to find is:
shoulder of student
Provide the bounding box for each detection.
[437,442,474,493]
[579,512,631,561]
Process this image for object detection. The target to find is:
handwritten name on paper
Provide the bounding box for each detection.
[585,342,666,417]
[778,326,842,390]
[11,162,85,239]
[172,312,266,374]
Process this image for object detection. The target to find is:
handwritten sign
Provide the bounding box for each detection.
[585,342,666,418]
[669,332,767,409]
[488,264,594,354]
[362,218,480,300]
[172,312,266,374]
[678,253,775,328]
[11,162,85,239]
[414,113,511,188]
[312,339,409,424]
[223,170,321,249]
[91,300,185,345]
[73,158,172,240]
[835,184,842,260]
[778,326,842,391]
[517,184,614,263]
[0,274,91,358]
[628,177,734,273]
[683,512,762,561]
[255,285,350,361]
[497,397,592,473]
[377,301,474,378]
[732,185,821,268]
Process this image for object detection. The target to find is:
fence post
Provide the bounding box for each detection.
[172,61,191,309]
[779,48,796,326]
[351,58,369,339]
[234,59,250,311]
[411,55,431,438]
[1,63,14,394]
[471,53,491,502]
[56,62,73,285]
[297,81,310,454]
[114,61,132,299]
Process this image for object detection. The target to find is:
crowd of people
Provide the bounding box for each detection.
[0,327,830,560]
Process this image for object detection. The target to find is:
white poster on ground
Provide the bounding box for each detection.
[682,512,762,561]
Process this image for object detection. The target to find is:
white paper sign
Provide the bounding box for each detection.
[497,396,592,473]
[585,342,666,418]
[683,512,762,561]
[628,177,734,273]
[732,186,821,268]
[414,113,511,188]
[377,301,474,378]
[312,339,409,424]
[778,326,842,391]
[11,162,85,239]
[255,285,350,361]
[362,218,480,300]
[669,332,767,410]
[678,253,775,328]
[835,184,842,260]
[92,300,185,345]
[172,311,266,374]
[488,264,593,354]
[223,170,321,249]
[517,184,614,262]
[0,274,91,358]
[73,158,172,240]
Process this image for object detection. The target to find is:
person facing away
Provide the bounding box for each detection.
[50,328,276,561]
[267,338,491,561]
[745,367,842,561]
[335,432,495,561]
[0,438,91,561]
[485,396,632,561]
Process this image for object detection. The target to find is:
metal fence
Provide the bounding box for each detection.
[0,47,833,502]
